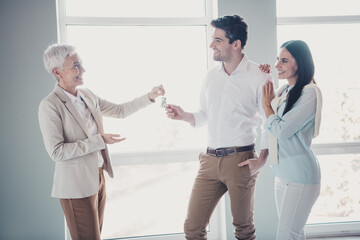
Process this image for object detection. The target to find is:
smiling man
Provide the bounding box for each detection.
[166,15,271,240]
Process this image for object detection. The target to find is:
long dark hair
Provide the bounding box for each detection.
[282,40,315,115]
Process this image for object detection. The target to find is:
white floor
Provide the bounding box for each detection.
[310,237,360,240]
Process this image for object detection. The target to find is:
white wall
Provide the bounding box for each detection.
[217,0,279,239]
[0,0,64,239]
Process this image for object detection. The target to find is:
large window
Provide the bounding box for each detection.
[57,1,225,240]
[276,0,360,237]
[66,25,208,152]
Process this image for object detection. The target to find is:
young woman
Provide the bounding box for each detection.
[262,40,322,240]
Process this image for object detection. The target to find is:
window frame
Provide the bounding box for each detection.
[56,0,226,239]
[277,14,360,237]
[56,0,217,67]
[65,151,227,240]
[97,150,227,240]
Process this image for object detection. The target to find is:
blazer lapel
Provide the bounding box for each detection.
[78,90,110,172]
[271,84,288,114]
[78,91,104,134]
[53,85,91,137]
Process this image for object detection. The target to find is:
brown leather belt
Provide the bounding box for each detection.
[206,144,255,157]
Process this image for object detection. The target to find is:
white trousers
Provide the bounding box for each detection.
[275,177,320,240]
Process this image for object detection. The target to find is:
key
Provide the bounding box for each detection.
[161,96,167,108]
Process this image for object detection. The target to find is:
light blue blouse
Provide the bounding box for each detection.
[266,86,321,185]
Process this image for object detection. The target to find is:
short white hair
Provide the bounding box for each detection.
[43,44,76,78]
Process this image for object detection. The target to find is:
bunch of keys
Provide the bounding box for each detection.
[161,96,168,108]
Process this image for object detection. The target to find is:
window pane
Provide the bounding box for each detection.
[307,154,360,224]
[277,0,360,17]
[65,0,205,17]
[67,26,208,152]
[277,24,360,143]
[101,161,199,239]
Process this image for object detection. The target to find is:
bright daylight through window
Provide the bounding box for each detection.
[58,0,218,239]
[277,0,360,236]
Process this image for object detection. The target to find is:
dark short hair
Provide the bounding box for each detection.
[281,40,316,115]
[211,15,248,48]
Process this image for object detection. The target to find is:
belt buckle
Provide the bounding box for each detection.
[215,148,225,157]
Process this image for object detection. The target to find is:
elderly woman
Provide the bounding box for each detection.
[38,44,165,240]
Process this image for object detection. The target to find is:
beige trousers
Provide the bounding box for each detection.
[60,168,106,240]
[184,150,258,240]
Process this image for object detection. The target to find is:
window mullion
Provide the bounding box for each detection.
[63,16,210,26]
[110,149,202,166]
[311,142,360,155]
[277,15,360,25]
[56,0,67,43]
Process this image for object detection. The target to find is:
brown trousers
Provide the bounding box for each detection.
[184,150,258,240]
[60,168,106,240]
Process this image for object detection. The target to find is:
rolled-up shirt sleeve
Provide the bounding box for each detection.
[266,88,317,139]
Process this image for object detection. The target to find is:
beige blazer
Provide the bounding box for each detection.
[38,84,152,198]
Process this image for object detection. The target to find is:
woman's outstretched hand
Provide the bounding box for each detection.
[101,133,126,144]
[148,85,166,101]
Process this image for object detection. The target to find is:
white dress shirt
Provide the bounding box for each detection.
[193,54,271,149]
[62,88,104,167]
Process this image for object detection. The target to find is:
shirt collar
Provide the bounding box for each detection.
[60,87,82,104]
[218,53,249,75]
